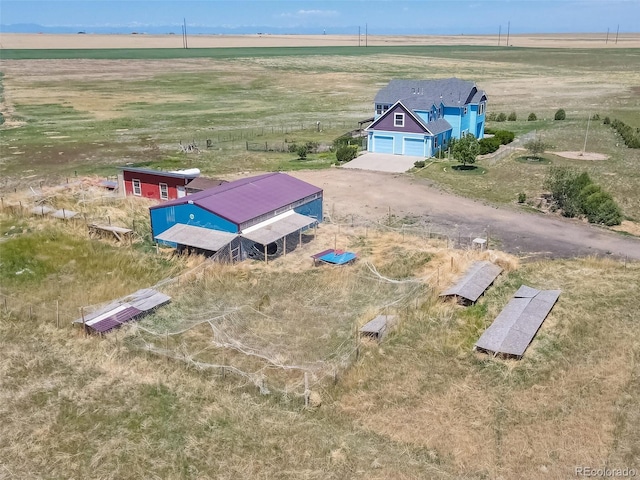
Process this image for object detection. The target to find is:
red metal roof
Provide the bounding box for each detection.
[150,173,322,226]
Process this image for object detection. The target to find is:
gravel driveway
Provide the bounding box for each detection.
[292,168,640,260]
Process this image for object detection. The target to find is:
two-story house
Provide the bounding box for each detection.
[365,78,487,158]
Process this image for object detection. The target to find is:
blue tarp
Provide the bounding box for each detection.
[317,250,357,265]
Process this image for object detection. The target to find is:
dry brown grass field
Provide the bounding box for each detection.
[1,35,640,478]
[3,32,640,49]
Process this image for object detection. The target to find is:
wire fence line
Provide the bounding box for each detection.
[1,187,493,403]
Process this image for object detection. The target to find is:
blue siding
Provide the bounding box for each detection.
[444,106,462,138]
[151,203,239,244]
[294,197,323,223]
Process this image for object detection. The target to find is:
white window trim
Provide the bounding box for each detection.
[478,103,485,115]
[159,182,169,200]
[394,113,405,128]
[132,179,142,196]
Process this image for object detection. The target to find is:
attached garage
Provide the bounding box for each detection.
[372,135,393,154]
[403,138,425,157]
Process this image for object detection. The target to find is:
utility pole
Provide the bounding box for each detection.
[359,26,361,47]
[506,21,510,46]
[183,18,188,49]
[606,27,609,44]
[365,23,368,47]
[615,24,619,44]
[498,25,501,46]
[583,113,591,154]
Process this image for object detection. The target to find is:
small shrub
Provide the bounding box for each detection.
[527,113,537,121]
[554,109,566,120]
[296,144,309,160]
[603,116,610,125]
[591,113,600,121]
[517,192,526,203]
[486,112,498,122]
[413,160,426,168]
[478,137,501,155]
[288,143,298,153]
[493,130,515,145]
[335,145,358,163]
[507,112,517,121]
[496,112,507,122]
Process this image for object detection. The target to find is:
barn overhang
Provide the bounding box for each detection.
[241,211,317,245]
[156,223,238,251]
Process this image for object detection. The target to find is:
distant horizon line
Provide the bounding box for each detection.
[2,23,638,36]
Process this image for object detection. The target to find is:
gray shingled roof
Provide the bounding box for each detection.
[423,118,453,135]
[474,285,561,358]
[375,78,486,111]
[440,261,503,303]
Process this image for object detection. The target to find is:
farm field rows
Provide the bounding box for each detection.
[1,37,640,478]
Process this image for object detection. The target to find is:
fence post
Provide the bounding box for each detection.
[304,372,309,408]
[56,300,59,328]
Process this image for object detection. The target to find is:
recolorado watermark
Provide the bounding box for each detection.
[575,467,637,477]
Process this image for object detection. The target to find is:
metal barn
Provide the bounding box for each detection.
[149,172,323,262]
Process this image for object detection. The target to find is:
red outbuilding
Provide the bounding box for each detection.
[119,167,201,201]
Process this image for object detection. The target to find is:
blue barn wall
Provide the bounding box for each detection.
[151,203,238,246]
[294,197,323,223]
[151,197,324,247]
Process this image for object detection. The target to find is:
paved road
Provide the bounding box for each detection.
[292,168,640,260]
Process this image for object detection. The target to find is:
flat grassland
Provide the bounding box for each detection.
[1,35,640,478]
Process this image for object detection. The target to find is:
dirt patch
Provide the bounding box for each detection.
[610,220,640,237]
[288,169,640,260]
[554,151,609,161]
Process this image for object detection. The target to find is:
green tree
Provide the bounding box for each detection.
[452,133,480,166]
[296,144,309,160]
[523,138,550,158]
[554,109,566,120]
[508,111,517,121]
[527,113,537,121]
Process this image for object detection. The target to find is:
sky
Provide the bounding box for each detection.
[1,0,638,35]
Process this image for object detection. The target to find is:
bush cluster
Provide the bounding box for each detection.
[544,166,622,225]
[507,112,517,121]
[478,129,514,155]
[608,118,640,148]
[413,160,426,168]
[289,141,319,159]
[335,145,359,163]
[527,113,537,121]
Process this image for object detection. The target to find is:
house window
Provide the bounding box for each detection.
[376,104,383,115]
[479,103,485,115]
[159,182,169,200]
[383,105,390,112]
[394,113,405,128]
[132,179,141,196]
[434,136,439,148]
[463,106,468,115]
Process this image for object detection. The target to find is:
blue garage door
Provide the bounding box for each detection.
[373,135,393,154]
[403,138,425,157]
